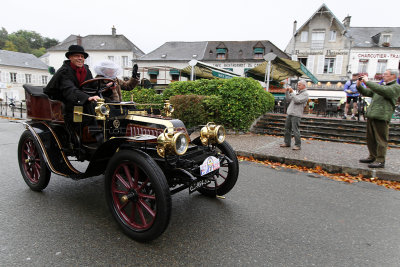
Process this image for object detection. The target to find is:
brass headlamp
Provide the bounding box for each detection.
[163,101,174,117]
[200,122,226,146]
[94,99,110,120]
[157,128,189,158]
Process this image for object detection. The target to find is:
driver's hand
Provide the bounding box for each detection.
[88,96,101,102]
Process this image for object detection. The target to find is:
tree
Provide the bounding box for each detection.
[14,30,43,49]
[0,27,8,49]
[3,40,17,51]
[7,34,32,53]
[43,37,59,49]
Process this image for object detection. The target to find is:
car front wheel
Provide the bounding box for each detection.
[105,150,171,242]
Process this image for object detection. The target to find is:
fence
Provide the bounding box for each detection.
[0,100,26,119]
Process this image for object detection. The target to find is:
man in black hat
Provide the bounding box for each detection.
[45,44,102,142]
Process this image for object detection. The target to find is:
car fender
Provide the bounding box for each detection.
[22,121,83,178]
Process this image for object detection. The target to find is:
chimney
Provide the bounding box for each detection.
[293,20,297,35]
[342,15,351,28]
[112,26,116,37]
[77,35,82,46]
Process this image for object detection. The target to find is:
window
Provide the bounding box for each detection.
[171,74,179,82]
[108,56,114,61]
[358,59,369,73]
[376,60,387,74]
[122,56,129,67]
[311,30,325,49]
[216,48,227,60]
[300,31,308,42]
[149,74,157,83]
[329,30,337,42]
[25,74,32,84]
[10,73,17,83]
[298,57,307,66]
[41,76,48,85]
[253,48,264,59]
[323,58,335,74]
[382,35,390,43]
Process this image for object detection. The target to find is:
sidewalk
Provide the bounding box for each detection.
[225,133,400,181]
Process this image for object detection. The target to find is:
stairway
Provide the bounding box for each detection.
[251,113,400,148]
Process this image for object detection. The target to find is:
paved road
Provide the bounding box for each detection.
[1,120,400,266]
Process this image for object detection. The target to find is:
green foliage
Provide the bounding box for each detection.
[169,95,208,129]
[0,27,59,57]
[121,87,164,109]
[164,77,274,131]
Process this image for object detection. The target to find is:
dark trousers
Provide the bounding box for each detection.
[366,118,389,162]
[284,115,301,146]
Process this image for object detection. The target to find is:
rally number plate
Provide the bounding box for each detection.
[200,156,220,176]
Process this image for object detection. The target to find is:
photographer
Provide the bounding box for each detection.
[357,69,400,168]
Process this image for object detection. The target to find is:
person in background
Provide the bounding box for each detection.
[93,60,140,102]
[279,79,309,150]
[343,73,361,120]
[357,69,400,168]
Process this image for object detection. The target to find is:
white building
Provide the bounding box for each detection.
[41,26,145,78]
[0,50,50,101]
[136,40,289,86]
[285,4,400,91]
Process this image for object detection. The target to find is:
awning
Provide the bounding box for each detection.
[148,69,159,75]
[246,56,318,84]
[180,60,240,80]
[169,69,180,75]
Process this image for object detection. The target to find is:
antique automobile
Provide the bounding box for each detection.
[17,78,239,242]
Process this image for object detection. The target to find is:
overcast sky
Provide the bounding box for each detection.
[2,0,399,54]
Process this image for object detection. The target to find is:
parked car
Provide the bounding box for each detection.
[17,78,239,242]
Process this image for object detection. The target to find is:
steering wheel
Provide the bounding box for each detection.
[80,77,116,96]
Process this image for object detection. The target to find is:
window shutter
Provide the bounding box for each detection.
[0,71,6,82]
[5,72,10,83]
[17,73,23,83]
[335,55,343,74]
[32,74,37,84]
[317,55,325,74]
[307,55,315,74]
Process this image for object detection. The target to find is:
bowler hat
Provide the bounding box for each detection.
[65,45,89,59]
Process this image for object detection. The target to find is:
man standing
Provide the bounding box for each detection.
[357,69,400,168]
[343,73,360,120]
[280,79,309,150]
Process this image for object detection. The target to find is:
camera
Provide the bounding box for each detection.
[358,77,363,81]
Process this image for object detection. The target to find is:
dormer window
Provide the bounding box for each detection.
[382,35,390,43]
[253,48,264,59]
[216,48,227,60]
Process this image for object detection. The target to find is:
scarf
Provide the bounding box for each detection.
[70,62,87,85]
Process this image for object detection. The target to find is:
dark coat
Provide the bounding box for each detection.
[44,60,93,112]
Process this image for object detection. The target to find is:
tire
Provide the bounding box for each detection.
[105,150,171,242]
[18,130,51,191]
[197,141,239,197]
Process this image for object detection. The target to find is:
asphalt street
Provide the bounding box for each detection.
[1,119,400,266]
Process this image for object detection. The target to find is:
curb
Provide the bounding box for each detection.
[236,150,400,182]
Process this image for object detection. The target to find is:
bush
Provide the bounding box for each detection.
[164,77,274,131]
[121,87,164,109]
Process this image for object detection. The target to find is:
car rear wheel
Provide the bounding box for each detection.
[18,130,51,191]
[105,150,171,242]
[197,141,239,197]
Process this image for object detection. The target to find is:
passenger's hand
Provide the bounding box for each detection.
[106,82,117,89]
[287,87,294,93]
[88,96,100,102]
[362,76,368,82]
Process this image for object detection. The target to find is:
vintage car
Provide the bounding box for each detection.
[17,77,239,242]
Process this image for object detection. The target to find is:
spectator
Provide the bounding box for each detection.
[343,73,361,120]
[279,79,309,150]
[357,69,400,168]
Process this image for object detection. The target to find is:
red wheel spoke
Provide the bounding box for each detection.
[119,200,128,210]
[139,199,156,218]
[137,178,150,191]
[115,173,130,190]
[112,189,128,195]
[123,164,134,188]
[136,203,147,226]
[138,193,155,200]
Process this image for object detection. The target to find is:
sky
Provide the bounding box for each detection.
[1,0,399,54]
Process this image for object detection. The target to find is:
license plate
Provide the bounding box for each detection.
[200,156,220,176]
[189,179,211,193]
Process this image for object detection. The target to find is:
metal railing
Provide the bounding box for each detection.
[0,101,26,119]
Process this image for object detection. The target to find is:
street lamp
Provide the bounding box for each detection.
[264,53,277,92]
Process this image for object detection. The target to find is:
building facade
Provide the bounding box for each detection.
[136,40,288,86]
[41,27,145,78]
[285,4,400,92]
[0,50,50,101]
